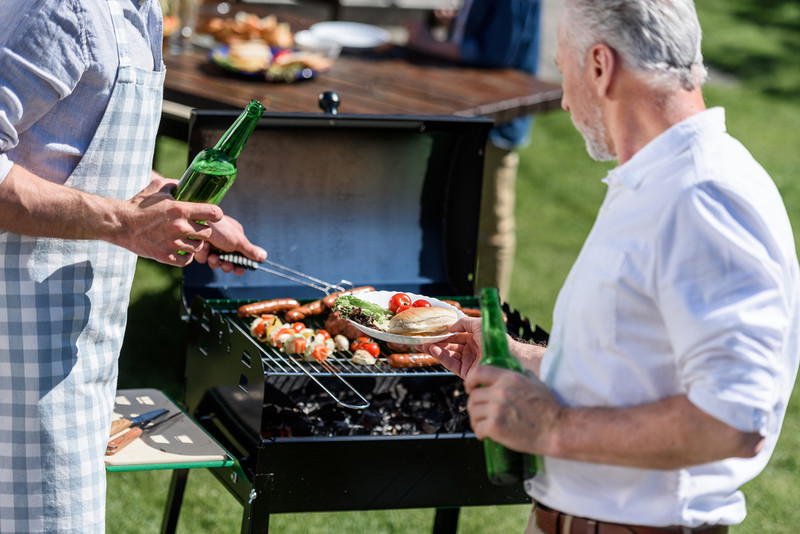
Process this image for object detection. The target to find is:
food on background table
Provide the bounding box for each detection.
[387,306,459,336]
[387,353,440,368]
[226,39,273,72]
[199,12,294,48]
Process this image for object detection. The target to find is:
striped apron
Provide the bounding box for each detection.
[0,1,164,532]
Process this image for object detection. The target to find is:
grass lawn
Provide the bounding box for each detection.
[108,1,800,531]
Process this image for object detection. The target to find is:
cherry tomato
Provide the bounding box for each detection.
[395,304,411,314]
[351,336,371,352]
[309,343,330,362]
[388,293,412,313]
[359,342,380,358]
[412,299,431,308]
[291,322,305,333]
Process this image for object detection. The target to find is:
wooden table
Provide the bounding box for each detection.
[160,20,563,139]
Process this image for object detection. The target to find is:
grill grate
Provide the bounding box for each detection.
[201,300,456,378]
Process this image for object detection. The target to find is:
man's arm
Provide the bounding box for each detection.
[0,164,264,267]
[465,366,764,469]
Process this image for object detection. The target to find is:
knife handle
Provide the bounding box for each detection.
[106,427,143,455]
[110,418,132,437]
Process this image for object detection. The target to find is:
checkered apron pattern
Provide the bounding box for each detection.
[0,1,164,532]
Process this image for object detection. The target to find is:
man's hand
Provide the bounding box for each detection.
[195,214,267,274]
[114,176,225,266]
[464,365,561,455]
[420,317,483,379]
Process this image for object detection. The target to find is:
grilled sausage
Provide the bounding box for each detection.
[387,353,439,369]
[441,300,462,309]
[237,298,300,318]
[321,286,376,310]
[284,298,327,321]
[461,308,481,317]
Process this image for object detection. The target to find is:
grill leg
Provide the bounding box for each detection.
[160,469,190,534]
[241,473,272,534]
[433,507,460,534]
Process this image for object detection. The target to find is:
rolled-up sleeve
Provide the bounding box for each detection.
[658,182,790,435]
[0,0,87,165]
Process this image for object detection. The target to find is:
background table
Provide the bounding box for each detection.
[160,10,563,139]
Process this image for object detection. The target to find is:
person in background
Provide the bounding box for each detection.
[0,1,264,532]
[405,0,541,300]
[422,0,800,532]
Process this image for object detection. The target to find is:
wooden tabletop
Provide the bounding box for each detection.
[163,46,563,124]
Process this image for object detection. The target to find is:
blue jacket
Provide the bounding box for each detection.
[458,0,541,149]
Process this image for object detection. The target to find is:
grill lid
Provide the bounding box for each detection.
[181,110,492,306]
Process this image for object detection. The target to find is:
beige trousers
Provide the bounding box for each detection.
[475,142,520,300]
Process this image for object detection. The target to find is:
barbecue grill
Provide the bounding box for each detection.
[169,104,547,534]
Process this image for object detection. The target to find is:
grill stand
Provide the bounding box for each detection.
[161,468,465,534]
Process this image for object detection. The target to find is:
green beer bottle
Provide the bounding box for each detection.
[478,286,541,485]
[172,99,266,204]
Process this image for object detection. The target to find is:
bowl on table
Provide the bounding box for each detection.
[293,30,342,60]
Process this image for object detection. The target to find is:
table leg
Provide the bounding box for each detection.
[160,469,190,534]
[433,507,460,534]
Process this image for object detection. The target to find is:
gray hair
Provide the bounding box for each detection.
[563,0,708,90]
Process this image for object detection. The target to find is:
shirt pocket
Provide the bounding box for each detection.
[567,244,625,350]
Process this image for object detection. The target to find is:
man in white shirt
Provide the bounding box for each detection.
[423,0,800,532]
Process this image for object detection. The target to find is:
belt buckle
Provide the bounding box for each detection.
[561,515,573,534]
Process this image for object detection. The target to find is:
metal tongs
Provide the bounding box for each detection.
[217,252,353,295]
[218,251,370,410]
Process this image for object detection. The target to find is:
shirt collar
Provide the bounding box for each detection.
[605,107,727,189]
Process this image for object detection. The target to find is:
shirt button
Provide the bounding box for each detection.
[138,0,145,6]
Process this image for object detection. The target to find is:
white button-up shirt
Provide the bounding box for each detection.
[529,108,800,527]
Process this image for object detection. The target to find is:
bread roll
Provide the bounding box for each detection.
[387,307,458,336]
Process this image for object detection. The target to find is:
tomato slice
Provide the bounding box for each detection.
[360,342,380,358]
[388,293,412,313]
[316,329,331,341]
[291,322,305,333]
[310,343,329,362]
[412,299,431,308]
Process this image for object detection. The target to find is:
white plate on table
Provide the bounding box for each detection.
[344,291,465,344]
[309,21,392,50]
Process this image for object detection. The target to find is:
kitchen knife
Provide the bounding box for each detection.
[109,408,167,437]
[106,411,181,456]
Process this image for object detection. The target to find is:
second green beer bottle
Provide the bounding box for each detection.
[478,286,542,485]
[172,99,266,204]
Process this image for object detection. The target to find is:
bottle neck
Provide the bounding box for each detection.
[214,100,266,160]
[479,287,511,365]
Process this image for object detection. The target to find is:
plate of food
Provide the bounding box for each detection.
[209,40,334,82]
[308,21,392,50]
[333,290,465,344]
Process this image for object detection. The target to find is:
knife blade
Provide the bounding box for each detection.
[105,411,181,456]
[109,408,167,437]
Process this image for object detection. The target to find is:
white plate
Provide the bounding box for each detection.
[309,21,392,49]
[344,291,465,344]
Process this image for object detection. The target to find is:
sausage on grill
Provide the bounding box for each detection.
[387,353,439,368]
[237,298,300,318]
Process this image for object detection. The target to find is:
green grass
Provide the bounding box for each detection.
[108,1,800,531]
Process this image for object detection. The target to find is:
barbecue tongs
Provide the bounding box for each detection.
[217,252,353,295]
[217,251,370,410]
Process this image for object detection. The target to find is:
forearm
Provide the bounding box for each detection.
[509,337,546,377]
[546,394,764,469]
[0,163,124,241]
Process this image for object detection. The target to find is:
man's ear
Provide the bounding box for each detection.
[586,43,616,97]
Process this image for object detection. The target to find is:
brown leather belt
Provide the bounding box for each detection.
[535,503,729,534]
